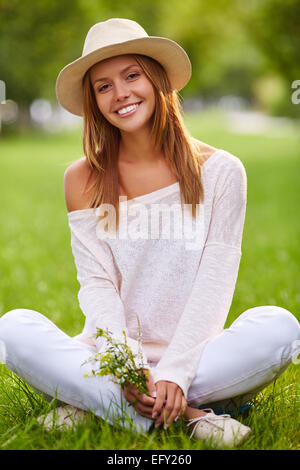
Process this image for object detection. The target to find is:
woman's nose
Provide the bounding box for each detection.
[114,81,130,101]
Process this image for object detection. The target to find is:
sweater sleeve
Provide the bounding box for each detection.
[151,160,247,397]
[68,220,149,369]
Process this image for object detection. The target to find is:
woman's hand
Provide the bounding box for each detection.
[123,370,156,420]
[151,380,187,429]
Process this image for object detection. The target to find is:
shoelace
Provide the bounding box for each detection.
[63,406,82,422]
[186,408,231,439]
[63,411,75,421]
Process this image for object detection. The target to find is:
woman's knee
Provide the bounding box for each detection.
[0,308,39,331]
[240,305,300,353]
[0,308,43,351]
[270,307,300,361]
[260,306,298,339]
[273,306,299,333]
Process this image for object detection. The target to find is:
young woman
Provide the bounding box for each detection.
[0,18,299,448]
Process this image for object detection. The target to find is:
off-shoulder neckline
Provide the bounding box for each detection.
[67,148,223,219]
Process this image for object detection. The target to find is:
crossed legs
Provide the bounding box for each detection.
[0,305,299,433]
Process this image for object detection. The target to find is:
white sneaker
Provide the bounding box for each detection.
[37,404,88,431]
[186,408,251,448]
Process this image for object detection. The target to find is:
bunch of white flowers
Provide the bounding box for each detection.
[82,326,149,396]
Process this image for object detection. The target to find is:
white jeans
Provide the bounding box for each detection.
[0,306,299,434]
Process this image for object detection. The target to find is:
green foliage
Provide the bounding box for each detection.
[0,0,299,119]
[0,0,90,105]
[235,0,300,117]
[238,0,300,83]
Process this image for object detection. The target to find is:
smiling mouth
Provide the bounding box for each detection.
[115,101,142,115]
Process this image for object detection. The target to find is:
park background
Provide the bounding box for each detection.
[0,0,299,450]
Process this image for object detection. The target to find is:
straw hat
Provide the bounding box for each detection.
[56,18,192,116]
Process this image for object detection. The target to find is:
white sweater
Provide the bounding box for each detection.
[67,149,247,397]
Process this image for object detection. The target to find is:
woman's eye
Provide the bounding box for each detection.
[98,84,109,92]
[97,73,140,93]
[127,72,139,79]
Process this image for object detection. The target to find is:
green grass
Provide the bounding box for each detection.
[0,109,299,450]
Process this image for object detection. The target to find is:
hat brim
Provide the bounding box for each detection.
[56,36,192,116]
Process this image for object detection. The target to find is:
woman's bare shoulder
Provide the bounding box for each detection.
[190,137,218,163]
[64,157,97,212]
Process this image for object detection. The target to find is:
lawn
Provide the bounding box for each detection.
[0,109,299,450]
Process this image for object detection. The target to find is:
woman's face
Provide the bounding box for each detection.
[89,55,156,134]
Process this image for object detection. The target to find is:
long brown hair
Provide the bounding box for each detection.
[81,53,205,229]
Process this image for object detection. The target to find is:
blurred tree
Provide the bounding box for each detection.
[0,0,91,126]
[0,0,299,130]
[81,0,163,33]
[238,0,300,83]
[235,0,300,116]
[154,0,267,101]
